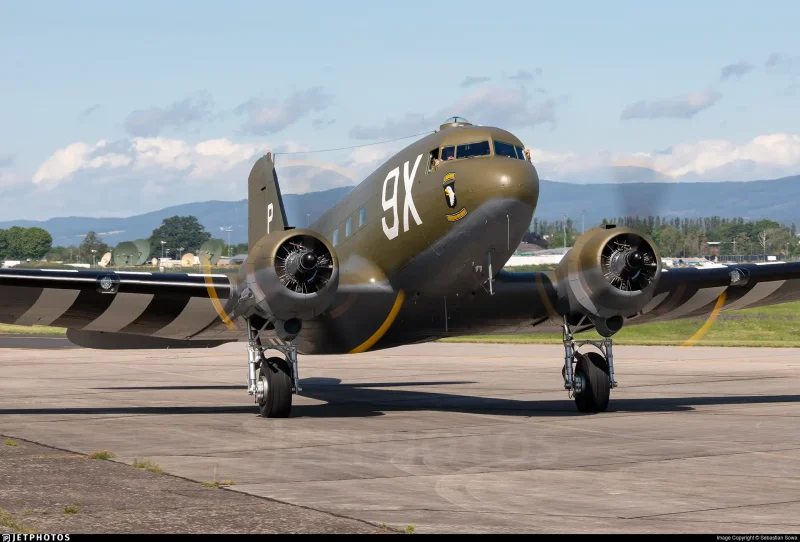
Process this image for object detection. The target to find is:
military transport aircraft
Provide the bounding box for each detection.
[3,117,800,417]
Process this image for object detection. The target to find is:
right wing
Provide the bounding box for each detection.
[0,268,242,346]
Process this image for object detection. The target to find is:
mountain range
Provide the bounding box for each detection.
[2,175,799,246]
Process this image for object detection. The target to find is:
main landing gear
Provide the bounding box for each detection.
[561,315,617,413]
[245,325,301,418]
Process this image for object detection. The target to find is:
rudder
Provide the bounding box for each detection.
[248,152,289,249]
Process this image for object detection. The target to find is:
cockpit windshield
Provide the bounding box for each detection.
[494,141,517,158]
[456,141,490,159]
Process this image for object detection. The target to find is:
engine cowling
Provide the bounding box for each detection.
[238,229,339,337]
[554,225,662,335]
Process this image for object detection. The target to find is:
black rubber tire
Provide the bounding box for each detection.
[573,351,611,413]
[258,356,293,418]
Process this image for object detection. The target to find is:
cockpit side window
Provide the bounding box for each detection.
[427,147,440,174]
[494,141,518,158]
[515,146,526,160]
[441,146,455,161]
[456,141,490,159]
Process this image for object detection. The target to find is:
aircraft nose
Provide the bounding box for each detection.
[487,158,540,209]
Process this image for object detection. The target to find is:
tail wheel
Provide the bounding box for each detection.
[258,356,293,418]
[574,351,611,413]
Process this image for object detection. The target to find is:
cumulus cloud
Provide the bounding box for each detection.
[460,75,491,88]
[16,136,357,218]
[235,87,332,135]
[124,93,212,136]
[32,141,132,185]
[529,133,800,184]
[349,85,556,140]
[620,91,722,120]
[720,61,753,81]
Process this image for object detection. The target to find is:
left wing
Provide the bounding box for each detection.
[631,261,800,323]
[0,268,241,345]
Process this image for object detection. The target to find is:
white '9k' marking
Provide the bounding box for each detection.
[383,154,423,240]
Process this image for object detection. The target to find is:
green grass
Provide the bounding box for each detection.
[4,438,21,447]
[505,263,557,272]
[0,323,66,335]
[405,525,416,534]
[88,450,115,460]
[202,480,235,489]
[443,301,800,348]
[132,458,164,474]
[0,508,36,534]
[62,505,79,514]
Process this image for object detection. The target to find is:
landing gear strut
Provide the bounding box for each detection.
[562,315,616,413]
[246,324,301,418]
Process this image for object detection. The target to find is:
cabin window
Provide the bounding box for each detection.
[494,141,518,158]
[456,140,490,159]
[332,227,339,247]
[359,206,366,227]
[427,147,440,173]
[441,146,455,161]
[345,217,352,238]
[515,145,526,160]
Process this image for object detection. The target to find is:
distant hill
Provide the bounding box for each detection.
[0,187,352,246]
[2,175,799,246]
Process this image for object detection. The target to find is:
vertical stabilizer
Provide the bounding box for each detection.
[248,152,289,249]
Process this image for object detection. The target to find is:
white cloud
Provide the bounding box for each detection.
[32,141,132,186]
[350,85,556,140]
[720,61,753,82]
[531,133,800,183]
[621,91,722,120]
[124,93,213,137]
[12,130,800,221]
[235,87,333,135]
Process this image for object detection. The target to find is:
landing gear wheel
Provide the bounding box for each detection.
[573,352,610,413]
[257,356,293,418]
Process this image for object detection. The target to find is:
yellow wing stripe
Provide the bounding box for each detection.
[682,290,727,347]
[202,259,237,330]
[349,290,406,354]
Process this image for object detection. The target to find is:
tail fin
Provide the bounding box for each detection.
[248,152,289,248]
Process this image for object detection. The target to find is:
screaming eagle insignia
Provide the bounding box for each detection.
[443,172,468,222]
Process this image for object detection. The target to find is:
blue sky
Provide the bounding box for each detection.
[2,0,800,220]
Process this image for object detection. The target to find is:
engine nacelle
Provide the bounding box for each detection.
[237,229,339,338]
[554,225,662,334]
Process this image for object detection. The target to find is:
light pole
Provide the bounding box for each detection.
[178,247,184,260]
[91,249,97,267]
[306,213,310,227]
[160,240,166,260]
[220,226,233,257]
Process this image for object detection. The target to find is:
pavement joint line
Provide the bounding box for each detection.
[621,497,800,520]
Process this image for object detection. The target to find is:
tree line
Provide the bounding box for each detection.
[527,216,799,258]
[8,215,235,264]
[0,227,53,260]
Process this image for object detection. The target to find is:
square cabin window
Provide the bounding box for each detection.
[345,217,352,237]
[359,206,366,227]
[332,228,339,247]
